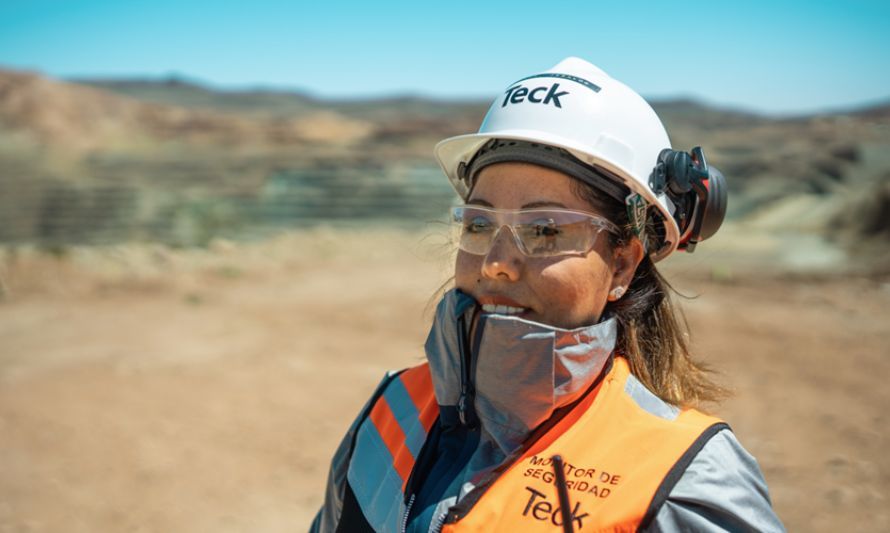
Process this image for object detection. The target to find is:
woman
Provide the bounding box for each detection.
[311,57,784,532]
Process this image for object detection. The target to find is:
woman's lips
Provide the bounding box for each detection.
[480,303,526,315]
[476,294,531,316]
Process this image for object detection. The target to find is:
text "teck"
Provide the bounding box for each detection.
[502,83,570,108]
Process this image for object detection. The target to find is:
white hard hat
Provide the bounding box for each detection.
[435,57,680,261]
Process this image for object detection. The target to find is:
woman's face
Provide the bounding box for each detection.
[454,162,643,329]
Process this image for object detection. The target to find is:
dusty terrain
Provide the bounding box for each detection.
[1,228,888,532]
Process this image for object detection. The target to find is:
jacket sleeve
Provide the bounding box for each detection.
[309,372,398,533]
[646,428,786,532]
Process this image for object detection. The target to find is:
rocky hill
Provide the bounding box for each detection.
[0,69,380,154]
[1,67,888,271]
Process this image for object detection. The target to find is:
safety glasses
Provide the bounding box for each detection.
[451,206,620,257]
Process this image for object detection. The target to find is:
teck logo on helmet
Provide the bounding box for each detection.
[500,72,602,109]
[502,82,570,108]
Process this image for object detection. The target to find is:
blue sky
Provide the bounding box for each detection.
[1,0,888,115]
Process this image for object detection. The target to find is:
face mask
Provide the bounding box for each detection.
[425,289,617,453]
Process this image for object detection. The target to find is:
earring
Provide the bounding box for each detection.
[608,286,626,301]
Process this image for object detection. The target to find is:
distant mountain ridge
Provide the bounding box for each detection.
[75,74,771,122]
[78,74,890,121]
[4,67,886,156]
[72,75,320,117]
[1,66,888,261]
[0,68,381,153]
[73,75,491,121]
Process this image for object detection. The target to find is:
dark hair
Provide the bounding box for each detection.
[570,180,726,407]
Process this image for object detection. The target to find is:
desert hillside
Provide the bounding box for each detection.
[2,68,888,271]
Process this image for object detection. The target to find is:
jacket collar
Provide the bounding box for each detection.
[424,289,617,454]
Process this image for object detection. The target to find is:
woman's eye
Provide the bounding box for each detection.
[465,217,494,233]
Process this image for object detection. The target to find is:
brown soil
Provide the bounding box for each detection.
[1,229,888,532]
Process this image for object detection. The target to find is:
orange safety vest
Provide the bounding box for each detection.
[346,356,725,532]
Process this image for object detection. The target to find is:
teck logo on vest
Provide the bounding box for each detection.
[502,83,570,108]
[522,486,589,529]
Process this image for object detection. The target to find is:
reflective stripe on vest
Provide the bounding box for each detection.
[347,364,439,532]
[348,358,723,532]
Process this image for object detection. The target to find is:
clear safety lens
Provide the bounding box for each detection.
[451,206,619,257]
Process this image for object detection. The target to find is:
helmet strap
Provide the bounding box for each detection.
[625,192,648,252]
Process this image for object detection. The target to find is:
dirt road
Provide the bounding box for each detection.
[1,229,888,532]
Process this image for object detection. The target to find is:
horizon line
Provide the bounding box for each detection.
[5,64,889,119]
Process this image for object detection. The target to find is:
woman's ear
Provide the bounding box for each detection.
[610,237,645,292]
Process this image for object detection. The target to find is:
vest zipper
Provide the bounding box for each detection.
[400,493,416,533]
[430,510,447,533]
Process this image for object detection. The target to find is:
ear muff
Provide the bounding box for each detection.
[650,146,727,252]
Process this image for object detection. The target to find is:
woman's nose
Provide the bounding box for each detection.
[481,226,523,282]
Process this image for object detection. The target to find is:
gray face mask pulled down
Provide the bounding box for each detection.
[424,289,617,453]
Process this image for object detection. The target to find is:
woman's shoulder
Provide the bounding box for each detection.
[647,427,786,532]
[622,370,682,420]
[617,370,785,530]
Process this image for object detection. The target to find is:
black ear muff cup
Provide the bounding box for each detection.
[699,167,727,242]
[652,146,728,252]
